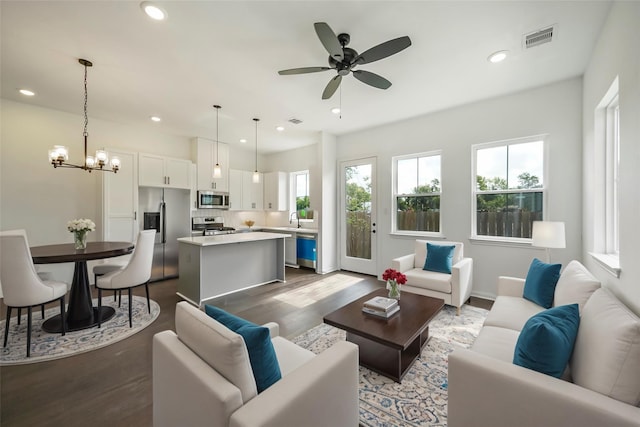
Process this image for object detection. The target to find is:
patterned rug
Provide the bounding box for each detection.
[0,295,160,365]
[292,304,488,427]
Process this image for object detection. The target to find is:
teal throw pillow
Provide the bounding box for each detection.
[513,304,580,378]
[523,258,561,308]
[204,305,281,393]
[423,243,456,274]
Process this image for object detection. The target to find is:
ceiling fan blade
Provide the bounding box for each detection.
[353,36,412,65]
[322,75,342,99]
[314,22,344,61]
[352,70,392,89]
[278,67,331,75]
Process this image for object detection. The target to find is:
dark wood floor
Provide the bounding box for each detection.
[0,268,492,426]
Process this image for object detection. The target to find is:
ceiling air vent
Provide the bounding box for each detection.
[524,25,555,49]
[288,118,303,125]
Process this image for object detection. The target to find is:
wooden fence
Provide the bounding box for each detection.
[476,210,542,238]
[397,211,440,232]
[346,211,371,259]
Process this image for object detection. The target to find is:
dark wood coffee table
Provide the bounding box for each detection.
[323,288,444,382]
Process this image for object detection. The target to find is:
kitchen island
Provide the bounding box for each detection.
[176,232,291,306]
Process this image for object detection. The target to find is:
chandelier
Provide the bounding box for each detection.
[48,59,120,173]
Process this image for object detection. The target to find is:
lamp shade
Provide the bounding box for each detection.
[531,221,566,249]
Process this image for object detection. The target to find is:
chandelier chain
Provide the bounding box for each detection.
[83,63,88,137]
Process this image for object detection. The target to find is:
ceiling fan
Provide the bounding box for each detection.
[278,22,412,100]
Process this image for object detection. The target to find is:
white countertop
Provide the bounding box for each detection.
[257,226,318,234]
[177,231,291,247]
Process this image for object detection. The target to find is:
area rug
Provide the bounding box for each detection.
[0,296,160,365]
[292,304,488,427]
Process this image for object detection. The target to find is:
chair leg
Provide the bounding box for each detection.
[145,282,151,314]
[27,307,32,358]
[3,306,12,348]
[17,308,21,325]
[59,296,66,337]
[456,306,461,316]
[97,288,102,328]
[128,288,133,328]
[41,304,45,319]
[115,290,118,302]
[118,290,122,307]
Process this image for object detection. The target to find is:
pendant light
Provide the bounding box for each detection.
[252,118,260,183]
[48,58,120,173]
[212,105,222,178]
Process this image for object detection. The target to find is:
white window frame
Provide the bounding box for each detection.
[391,150,443,237]
[471,134,548,244]
[290,170,312,222]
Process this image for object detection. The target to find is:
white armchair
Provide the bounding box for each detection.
[153,302,360,427]
[391,240,473,315]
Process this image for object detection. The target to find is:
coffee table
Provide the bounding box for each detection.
[323,288,444,382]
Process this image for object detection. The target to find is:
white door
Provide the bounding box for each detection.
[339,157,377,275]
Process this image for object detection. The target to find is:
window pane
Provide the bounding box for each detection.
[397,158,417,194]
[476,146,507,190]
[396,196,440,232]
[418,155,441,192]
[508,141,544,189]
[293,172,310,211]
[476,192,543,237]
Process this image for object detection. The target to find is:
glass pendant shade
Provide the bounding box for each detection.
[253,170,260,183]
[85,156,96,167]
[213,163,221,178]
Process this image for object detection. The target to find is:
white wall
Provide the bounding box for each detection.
[582,2,640,314]
[336,78,584,299]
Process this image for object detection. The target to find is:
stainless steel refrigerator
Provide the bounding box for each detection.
[139,187,191,281]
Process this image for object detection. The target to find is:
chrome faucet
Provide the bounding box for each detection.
[289,211,301,228]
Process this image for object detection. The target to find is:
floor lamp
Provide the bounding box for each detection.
[531,221,566,263]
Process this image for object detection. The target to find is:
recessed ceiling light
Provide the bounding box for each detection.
[276,126,284,132]
[19,89,35,96]
[240,138,247,144]
[331,107,341,114]
[140,2,167,20]
[488,50,508,63]
[150,116,161,122]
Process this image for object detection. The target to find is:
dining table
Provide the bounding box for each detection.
[30,241,134,332]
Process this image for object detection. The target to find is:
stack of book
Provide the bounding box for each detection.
[362,296,399,318]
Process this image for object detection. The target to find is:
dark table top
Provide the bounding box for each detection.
[323,288,444,349]
[30,241,134,264]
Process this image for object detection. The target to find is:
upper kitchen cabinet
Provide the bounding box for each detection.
[264,171,288,211]
[192,138,229,192]
[100,149,138,242]
[139,153,191,189]
[229,169,263,211]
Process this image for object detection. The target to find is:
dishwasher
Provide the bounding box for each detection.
[296,233,317,269]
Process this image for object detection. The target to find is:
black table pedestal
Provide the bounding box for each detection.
[42,306,116,333]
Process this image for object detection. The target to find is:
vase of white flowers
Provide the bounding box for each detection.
[67,218,96,250]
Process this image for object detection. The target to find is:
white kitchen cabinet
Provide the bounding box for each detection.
[139,153,191,189]
[192,138,229,192]
[264,171,288,211]
[101,149,138,242]
[229,169,263,211]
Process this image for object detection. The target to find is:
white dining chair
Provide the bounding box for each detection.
[95,230,156,328]
[0,230,68,357]
[93,260,128,305]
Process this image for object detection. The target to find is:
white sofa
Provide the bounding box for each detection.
[153,302,359,427]
[392,240,473,315]
[448,260,640,427]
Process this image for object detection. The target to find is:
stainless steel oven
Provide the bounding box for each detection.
[197,190,229,209]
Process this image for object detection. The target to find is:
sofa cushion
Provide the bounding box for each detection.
[553,260,601,313]
[404,268,452,293]
[423,243,456,274]
[413,240,463,269]
[483,296,544,331]
[205,305,282,393]
[174,302,257,403]
[571,288,640,405]
[471,325,520,363]
[271,336,316,376]
[523,258,561,309]
[513,304,580,378]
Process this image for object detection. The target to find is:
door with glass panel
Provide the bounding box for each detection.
[339,157,377,275]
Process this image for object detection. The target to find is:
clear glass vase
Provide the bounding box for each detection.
[74,230,87,250]
[387,280,400,300]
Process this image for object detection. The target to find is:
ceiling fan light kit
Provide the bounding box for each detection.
[278,22,412,99]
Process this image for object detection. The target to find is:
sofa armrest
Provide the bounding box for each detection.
[263,322,279,338]
[451,257,473,307]
[448,348,640,427]
[230,341,360,427]
[392,253,415,273]
[497,276,526,297]
[153,330,244,427]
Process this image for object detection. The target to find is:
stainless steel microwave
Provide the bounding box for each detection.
[197,191,229,209]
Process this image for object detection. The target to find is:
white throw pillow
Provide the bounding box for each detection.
[553,260,601,312]
[570,288,640,405]
[174,302,257,403]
